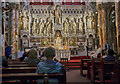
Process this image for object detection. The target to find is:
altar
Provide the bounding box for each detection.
[54,46,70,61]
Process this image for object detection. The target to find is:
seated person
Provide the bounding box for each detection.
[102,49,107,58]
[20,52,28,61]
[36,47,62,83]
[97,53,101,59]
[103,49,116,61]
[5,46,11,59]
[24,49,40,64]
[39,52,47,62]
[2,56,8,68]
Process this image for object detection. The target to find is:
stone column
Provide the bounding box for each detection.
[11,8,17,59]
[115,0,120,54]
[2,11,6,56]
[0,1,2,63]
[8,11,12,46]
[93,12,98,47]
[105,4,112,47]
[101,5,107,49]
[97,6,103,47]
[15,8,20,53]
[2,2,7,57]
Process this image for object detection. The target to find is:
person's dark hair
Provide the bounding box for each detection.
[97,53,101,58]
[102,49,106,56]
[108,49,114,56]
[44,47,55,58]
[20,52,28,61]
[28,49,38,58]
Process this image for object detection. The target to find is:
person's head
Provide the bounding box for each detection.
[44,47,55,59]
[102,50,106,56]
[97,53,101,58]
[28,49,38,58]
[22,52,28,57]
[108,49,114,56]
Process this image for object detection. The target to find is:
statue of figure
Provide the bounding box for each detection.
[32,18,37,35]
[55,5,61,25]
[39,19,45,36]
[71,18,77,34]
[84,11,88,32]
[63,18,69,35]
[36,19,40,35]
[19,12,23,30]
[29,13,33,35]
[78,18,83,33]
[46,18,52,36]
[55,32,62,46]
[22,11,29,30]
[86,12,92,29]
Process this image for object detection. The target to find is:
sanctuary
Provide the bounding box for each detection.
[20,0,95,59]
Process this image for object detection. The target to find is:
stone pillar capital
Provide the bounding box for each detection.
[101,3,113,11]
[96,4,102,10]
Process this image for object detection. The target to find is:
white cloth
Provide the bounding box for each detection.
[91,47,102,58]
[18,51,24,58]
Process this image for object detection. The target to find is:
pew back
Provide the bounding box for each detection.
[2,67,37,74]
[91,59,101,83]
[98,61,115,84]
[80,58,91,76]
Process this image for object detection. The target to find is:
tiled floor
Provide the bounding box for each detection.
[66,70,91,84]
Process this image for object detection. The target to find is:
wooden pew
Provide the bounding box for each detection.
[1,73,66,84]
[111,60,120,84]
[86,60,91,79]
[90,59,101,83]
[8,62,26,65]
[8,64,37,67]
[2,67,37,74]
[8,59,20,62]
[98,61,115,84]
[1,66,66,84]
[80,58,91,76]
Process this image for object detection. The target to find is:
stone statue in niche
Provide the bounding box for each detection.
[46,18,52,36]
[63,18,69,35]
[22,35,28,47]
[55,5,61,25]
[19,12,23,30]
[84,11,88,32]
[37,19,41,35]
[32,18,37,35]
[38,19,45,36]
[88,35,93,50]
[71,18,77,34]
[55,31,62,46]
[23,11,29,30]
[86,12,92,29]
[78,17,83,33]
[36,19,40,35]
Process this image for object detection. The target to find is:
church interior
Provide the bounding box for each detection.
[0,0,120,83]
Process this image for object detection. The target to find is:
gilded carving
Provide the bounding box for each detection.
[55,5,61,25]
[23,11,29,30]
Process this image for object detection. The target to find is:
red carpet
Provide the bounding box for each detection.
[60,56,90,69]
[70,56,90,60]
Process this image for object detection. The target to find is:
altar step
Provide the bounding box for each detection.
[60,56,89,69]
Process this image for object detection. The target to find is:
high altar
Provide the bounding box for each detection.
[20,1,95,60]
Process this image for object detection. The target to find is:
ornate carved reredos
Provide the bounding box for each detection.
[20,3,95,49]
